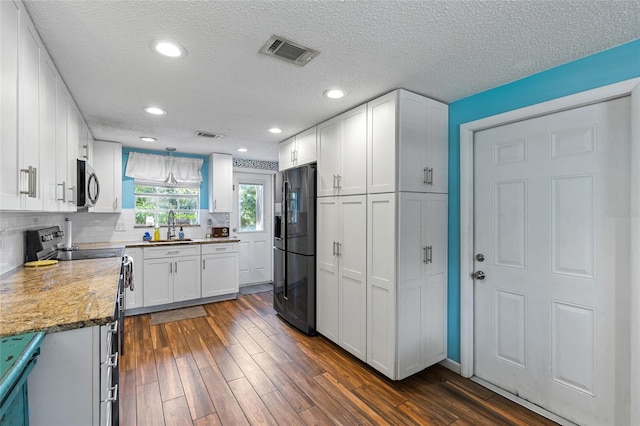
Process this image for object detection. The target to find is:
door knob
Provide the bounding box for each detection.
[475,253,485,262]
[473,271,485,280]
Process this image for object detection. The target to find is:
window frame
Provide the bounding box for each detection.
[134,183,200,227]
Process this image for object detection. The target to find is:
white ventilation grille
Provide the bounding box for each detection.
[195,131,225,139]
[259,35,319,66]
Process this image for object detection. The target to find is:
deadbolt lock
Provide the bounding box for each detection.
[476,253,485,262]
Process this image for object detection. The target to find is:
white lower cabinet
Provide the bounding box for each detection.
[317,195,367,361]
[201,243,239,297]
[143,245,201,307]
[367,192,448,380]
[28,325,113,425]
[124,247,144,311]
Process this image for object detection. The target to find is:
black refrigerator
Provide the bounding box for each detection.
[273,164,316,335]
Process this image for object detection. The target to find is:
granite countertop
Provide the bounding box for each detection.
[0,250,123,338]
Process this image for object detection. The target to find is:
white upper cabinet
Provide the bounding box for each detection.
[18,6,42,210]
[317,104,367,197]
[1,0,21,210]
[278,126,317,171]
[40,55,58,211]
[367,89,449,194]
[209,153,233,213]
[91,141,122,213]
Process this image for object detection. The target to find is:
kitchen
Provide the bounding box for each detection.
[1,1,640,425]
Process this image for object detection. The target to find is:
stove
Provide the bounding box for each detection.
[25,226,123,262]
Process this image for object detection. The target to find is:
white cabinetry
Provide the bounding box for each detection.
[317,105,367,197]
[278,127,317,171]
[125,247,144,311]
[366,192,448,379]
[143,245,201,307]
[28,326,102,425]
[209,153,233,212]
[91,141,122,212]
[0,0,21,210]
[367,90,449,195]
[201,243,239,297]
[40,54,58,211]
[317,195,367,361]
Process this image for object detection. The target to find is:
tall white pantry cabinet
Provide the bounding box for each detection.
[316,89,448,380]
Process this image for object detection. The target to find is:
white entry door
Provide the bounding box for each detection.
[232,171,273,285]
[473,97,631,425]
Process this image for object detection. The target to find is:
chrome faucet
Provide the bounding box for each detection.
[167,210,176,240]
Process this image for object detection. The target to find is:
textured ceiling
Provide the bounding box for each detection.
[23,0,640,161]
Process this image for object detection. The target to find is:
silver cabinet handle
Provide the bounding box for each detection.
[114,197,118,210]
[202,259,206,270]
[294,149,298,161]
[423,247,428,264]
[336,174,342,189]
[102,352,118,368]
[20,166,37,197]
[57,182,66,202]
[332,241,336,256]
[426,167,434,185]
[332,174,337,189]
[166,250,179,255]
[426,246,433,264]
[423,167,428,184]
[68,185,76,204]
[102,384,118,403]
[336,242,341,256]
[169,262,172,274]
[174,261,177,273]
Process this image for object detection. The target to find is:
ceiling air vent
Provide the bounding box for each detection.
[259,35,319,66]
[196,131,225,139]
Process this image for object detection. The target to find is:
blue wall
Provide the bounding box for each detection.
[121,148,209,209]
[447,39,640,362]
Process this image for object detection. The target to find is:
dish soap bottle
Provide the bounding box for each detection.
[178,226,184,240]
[153,224,161,241]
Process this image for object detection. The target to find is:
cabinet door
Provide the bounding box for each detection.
[295,127,317,166]
[66,102,80,207]
[317,117,340,197]
[125,248,144,311]
[316,197,340,341]
[209,153,233,212]
[423,193,447,366]
[366,192,397,378]
[40,56,58,211]
[368,91,398,194]
[424,100,448,194]
[201,253,238,297]
[19,13,42,211]
[278,136,296,171]
[397,192,428,378]
[91,141,122,212]
[55,80,73,211]
[338,195,367,361]
[173,256,201,302]
[339,104,367,196]
[143,259,173,306]
[0,0,20,210]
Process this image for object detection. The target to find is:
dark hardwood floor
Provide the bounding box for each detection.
[120,290,557,425]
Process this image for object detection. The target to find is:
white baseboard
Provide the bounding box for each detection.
[439,358,461,374]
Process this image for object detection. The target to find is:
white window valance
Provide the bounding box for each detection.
[125,152,204,187]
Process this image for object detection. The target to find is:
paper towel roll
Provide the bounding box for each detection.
[63,218,72,249]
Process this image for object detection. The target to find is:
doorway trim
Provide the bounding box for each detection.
[459,77,640,420]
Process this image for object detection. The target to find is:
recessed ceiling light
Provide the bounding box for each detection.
[324,89,346,99]
[140,136,157,142]
[143,106,167,115]
[267,127,282,134]
[152,40,186,58]
[237,148,248,153]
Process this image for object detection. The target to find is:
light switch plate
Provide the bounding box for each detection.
[115,222,126,231]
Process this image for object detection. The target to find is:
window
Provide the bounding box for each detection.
[238,183,264,232]
[135,184,199,226]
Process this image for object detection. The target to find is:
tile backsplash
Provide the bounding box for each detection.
[0,209,230,274]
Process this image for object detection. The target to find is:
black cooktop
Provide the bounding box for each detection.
[56,248,124,261]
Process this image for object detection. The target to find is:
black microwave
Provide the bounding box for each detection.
[77,159,100,208]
